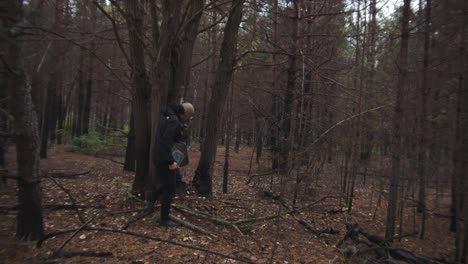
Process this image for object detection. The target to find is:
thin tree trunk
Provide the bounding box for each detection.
[223,80,235,193]
[40,84,52,159]
[75,1,87,137]
[279,0,299,174]
[194,0,245,195]
[417,0,431,239]
[385,0,411,242]
[83,2,96,135]
[462,1,468,261]
[269,0,279,171]
[124,113,136,172]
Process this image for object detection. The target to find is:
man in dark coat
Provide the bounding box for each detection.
[146,102,194,227]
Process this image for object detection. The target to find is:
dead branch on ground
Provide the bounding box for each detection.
[264,191,339,236]
[47,170,91,178]
[52,215,98,257]
[39,226,254,263]
[338,223,451,264]
[46,174,85,223]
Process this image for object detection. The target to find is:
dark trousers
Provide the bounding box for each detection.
[158,167,176,221]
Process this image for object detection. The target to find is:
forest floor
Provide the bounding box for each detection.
[0,145,457,263]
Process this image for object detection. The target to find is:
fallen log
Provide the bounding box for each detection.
[338,223,453,264]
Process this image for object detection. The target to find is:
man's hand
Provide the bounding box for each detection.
[169,162,178,170]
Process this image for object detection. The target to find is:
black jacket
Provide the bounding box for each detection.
[154,107,183,167]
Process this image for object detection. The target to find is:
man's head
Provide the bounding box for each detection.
[180,102,194,122]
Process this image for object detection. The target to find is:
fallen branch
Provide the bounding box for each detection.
[0,204,104,212]
[233,195,339,225]
[107,208,146,215]
[339,223,451,264]
[174,205,232,226]
[264,191,339,237]
[174,195,339,228]
[52,215,98,257]
[122,208,155,230]
[47,170,91,178]
[52,250,112,258]
[295,217,339,236]
[94,153,124,165]
[46,175,85,223]
[46,204,104,210]
[171,215,216,237]
[39,226,254,263]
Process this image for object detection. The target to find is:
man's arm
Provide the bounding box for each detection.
[160,116,181,168]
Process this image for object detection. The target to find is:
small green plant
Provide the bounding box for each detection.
[65,131,105,155]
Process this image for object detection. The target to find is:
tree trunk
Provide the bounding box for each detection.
[279,0,299,174]
[462,2,468,261]
[452,0,468,260]
[124,113,136,172]
[269,0,279,171]
[75,1,87,137]
[235,121,241,153]
[223,81,235,193]
[255,115,263,164]
[83,3,96,135]
[193,0,245,195]
[124,0,151,196]
[2,0,44,240]
[417,0,431,239]
[385,0,411,242]
[40,83,52,159]
[176,0,204,101]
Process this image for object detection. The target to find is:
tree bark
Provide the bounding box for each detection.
[2,0,44,240]
[279,0,299,174]
[124,113,136,172]
[124,0,151,196]
[193,0,245,195]
[452,0,468,261]
[385,0,411,242]
[417,0,431,239]
[83,1,96,135]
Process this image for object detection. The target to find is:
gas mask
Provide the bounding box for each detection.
[180,102,194,123]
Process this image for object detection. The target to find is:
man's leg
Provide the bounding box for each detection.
[159,168,179,227]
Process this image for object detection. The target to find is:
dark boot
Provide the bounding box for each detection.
[144,191,157,214]
[159,219,180,227]
[159,201,180,227]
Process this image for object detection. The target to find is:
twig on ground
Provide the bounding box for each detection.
[94,153,124,165]
[52,215,98,257]
[171,215,216,237]
[107,208,147,215]
[46,174,85,223]
[47,170,91,178]
[264,191,340,237]
[39,226,254,263]
[51,250,113,259]
[122,208,156,230]
[46,204,105,210]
